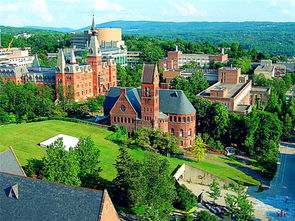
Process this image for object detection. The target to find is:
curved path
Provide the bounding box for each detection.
[247,137,295,221]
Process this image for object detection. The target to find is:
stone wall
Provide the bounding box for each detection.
[174,163,232,187]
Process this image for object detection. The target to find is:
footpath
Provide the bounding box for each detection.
[247,136,295,221]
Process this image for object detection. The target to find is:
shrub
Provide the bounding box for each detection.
[181,213,194,221]
[174,184,197,211]
[196,211,219,221]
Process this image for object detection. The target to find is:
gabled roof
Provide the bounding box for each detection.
[33,54,40,67]
[0,147,26,177]
[104,87,196,116]
[142,63,157,84]
[0,172,106,221]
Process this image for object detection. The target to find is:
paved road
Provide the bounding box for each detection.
[247,138,295,221]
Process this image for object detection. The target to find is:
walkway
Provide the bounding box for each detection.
[247,137,295,221]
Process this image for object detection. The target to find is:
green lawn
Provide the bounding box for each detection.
[208,156,242,167]
[0,120,259,185]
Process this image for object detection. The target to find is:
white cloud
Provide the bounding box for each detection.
[0,2,22,12]
[282,9,290,14]
[29,0,53,23]
[165,0,207,17]
[93,0,124,12]
[55,0,80,2]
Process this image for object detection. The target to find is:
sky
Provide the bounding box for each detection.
[0,0,295,28]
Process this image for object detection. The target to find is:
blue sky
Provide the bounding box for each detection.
[0,0,295,28]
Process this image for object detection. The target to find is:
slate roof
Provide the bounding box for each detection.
[142,63,156,84]
[0,172,104,221]
[0,148,26,177]
[104,87,196,116]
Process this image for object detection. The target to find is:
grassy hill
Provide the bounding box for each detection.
[0,120,259,185]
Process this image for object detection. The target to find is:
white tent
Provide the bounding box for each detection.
[39,134,79,151]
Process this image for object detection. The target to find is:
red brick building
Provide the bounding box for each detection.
[197,67,252,115]
[159,47,228,70]
[56,32,117,101]
[104,63,196,148]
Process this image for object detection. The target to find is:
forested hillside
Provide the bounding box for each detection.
[93,21,295,57]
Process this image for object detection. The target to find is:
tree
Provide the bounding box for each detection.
[225,183,254,220]
[206,102,229,139]
[174,184,197,211]
[40,138,81,186]
[282,114,293,141]
[113,146,133,206]
[196,211,219,221]
[189,134,206,161]
[207,179,221,203]
[114,151,176,220]
[74,137,102,188]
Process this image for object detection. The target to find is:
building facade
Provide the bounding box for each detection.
[197,67,253,115]
[0,55,56,88]
[104,63,196,148]
[0,47,34,67]
[1,31,117,102]
[159,47,228,70]
[71,17,127,66]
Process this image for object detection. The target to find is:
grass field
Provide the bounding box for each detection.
[0,120,259,185]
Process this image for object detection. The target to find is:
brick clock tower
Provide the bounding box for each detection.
[87,15,102,95]
[141,63,160,129]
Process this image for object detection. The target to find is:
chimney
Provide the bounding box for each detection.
[221,48,225,55]
[176,45,178,52]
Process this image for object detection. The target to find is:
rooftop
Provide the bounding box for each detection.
[0,147,26,177]
[0,172,105,221]
[219,67,241,71]
[198,81,250,99]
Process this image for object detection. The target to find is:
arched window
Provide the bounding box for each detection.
[187,116,190,122]
[171,128,175,136]
[188,129,192,136]
[180,129,184,137]
[174,116,177,122]
[178,117,181,122]
[183,117,186,122]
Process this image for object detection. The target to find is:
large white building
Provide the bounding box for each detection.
[0,48,34,67]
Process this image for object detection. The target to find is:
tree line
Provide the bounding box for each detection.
[0,80,105,124]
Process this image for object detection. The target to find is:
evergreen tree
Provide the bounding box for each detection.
[207,179,221,203]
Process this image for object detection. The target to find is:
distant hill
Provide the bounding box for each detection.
[76,20,295,33]
[0,26,60,34]
[74,21,295,56]
[1,21,295,56]
[23,26,74,32]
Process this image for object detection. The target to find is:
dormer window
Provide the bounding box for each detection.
[7,184,19,199]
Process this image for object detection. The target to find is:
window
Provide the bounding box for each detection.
[180,129,184,137]
[171,128,175,136]
[114,117,116,123]
[174,116,177,122]
[178,117,181,122]
[170,116,172,121]
[121,105,126,112]
[187,117,190,122]
[188,129,192,136]
[183,117,186,122]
